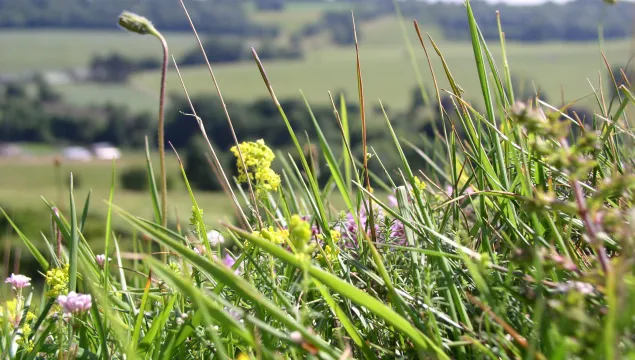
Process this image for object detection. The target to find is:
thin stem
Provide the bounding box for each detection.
[178,0,262,228]
[157,33,169,228]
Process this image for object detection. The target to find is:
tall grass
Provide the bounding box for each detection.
[1,0,634,359]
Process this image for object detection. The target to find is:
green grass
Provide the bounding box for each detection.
[56,82,159,114]
[2,1,635,359]
[3,16,628,114]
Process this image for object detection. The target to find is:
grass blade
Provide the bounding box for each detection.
[69,173,79,292]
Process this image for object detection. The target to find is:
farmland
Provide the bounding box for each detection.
[1,9,631,113]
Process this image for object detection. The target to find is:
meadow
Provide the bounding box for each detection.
[1,2,635,359]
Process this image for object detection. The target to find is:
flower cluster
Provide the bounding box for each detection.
[57,292,92,315]
[337,203,385,247]
[289,215,313,253]
[252,226,289,245]
[389,220,407,246]
[317,244,340,263]
[45,263,70,297]
[230,139,281,197]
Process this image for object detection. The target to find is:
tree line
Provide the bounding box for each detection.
[0,0,273,35]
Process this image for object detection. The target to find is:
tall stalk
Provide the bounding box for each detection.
[118,11,169,227]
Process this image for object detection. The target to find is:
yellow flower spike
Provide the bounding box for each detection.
[231,139,281,197]
[25,312,36,322]
[45,263,70,297]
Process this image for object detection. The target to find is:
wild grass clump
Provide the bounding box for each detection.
[1,1,634,359]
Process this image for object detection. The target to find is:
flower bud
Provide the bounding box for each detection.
[118,11,156,36]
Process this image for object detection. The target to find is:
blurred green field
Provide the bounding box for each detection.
[0,30,197,73]
[1,8,629,113]
[248,1,352,32]
[0,152,237,247]
[46,15,635,113]
[131,18,631,111]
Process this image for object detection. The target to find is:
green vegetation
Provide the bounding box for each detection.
[1,1,635,358]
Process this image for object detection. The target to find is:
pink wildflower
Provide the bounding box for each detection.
[57,292,92,315]
[95,254,109,268]
[390,220,407,245]
[5,274,31,289]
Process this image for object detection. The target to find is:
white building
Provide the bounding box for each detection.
[92,143,122,160]
[62,146,93,161]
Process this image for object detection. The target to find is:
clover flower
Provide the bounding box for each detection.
[338,202,385,247]
[5,274,31,290]
[390,220,407,246]
[231,139,281,197]
[57,292,92,315]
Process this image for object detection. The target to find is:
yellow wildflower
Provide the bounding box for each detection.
[317,245,340,263]
[45,263,70,297]
[289,215,312,251]
[21,324,31,338]
[25,311,36,322]
[252,226,288,245]
[414,176,427,192]
[330,229,341,243]
[231,139,281,197]
[0,298,19,326]
[236,353,250,360]
[317,229,341,243]
[16,324,33,351]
